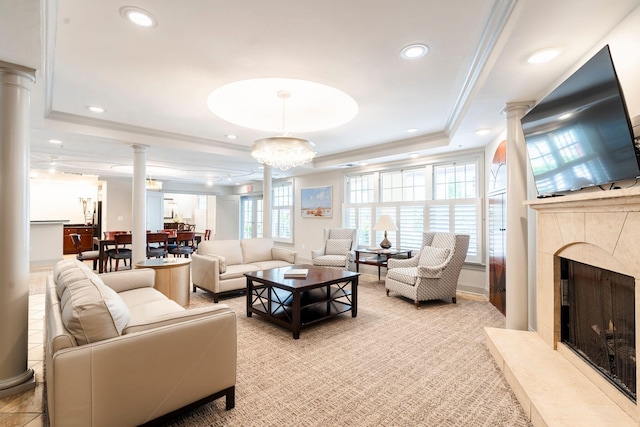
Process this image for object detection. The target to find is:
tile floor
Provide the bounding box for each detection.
[0,293,46,426]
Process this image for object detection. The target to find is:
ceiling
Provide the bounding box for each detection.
[13,0,640,185]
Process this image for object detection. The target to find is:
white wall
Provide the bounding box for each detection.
[30,174,99,224]
[103,177,132,233]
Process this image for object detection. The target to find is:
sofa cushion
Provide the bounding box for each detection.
[54,259,92,298]
[220,263,260,280]
[198,240,244,266]
[312,254,348,267]
[325,239,352,255]
[59,273,131,345]
[419,246,450,267]
[387,267,418,285]
[241,238,274,264]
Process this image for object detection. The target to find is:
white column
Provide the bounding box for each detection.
[504,101,532,330]
[263,165,272,238]
[131,144,148,265]
[0,61,36,398]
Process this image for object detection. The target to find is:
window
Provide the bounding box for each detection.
[240,196,263,239]
[432,160,481,262]
[344,157,482,263]
[272,181,293,242]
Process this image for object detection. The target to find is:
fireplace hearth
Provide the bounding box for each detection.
[561,257,636,401]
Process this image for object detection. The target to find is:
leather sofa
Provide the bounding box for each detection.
[192,238,297,302]
[45,259,237,426]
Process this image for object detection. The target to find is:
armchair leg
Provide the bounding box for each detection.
[386,289,390,296]
[452,296,457,304]
[414,300,420,309]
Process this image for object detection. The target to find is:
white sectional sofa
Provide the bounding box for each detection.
[45,259,237,427]
[192,238,297,302]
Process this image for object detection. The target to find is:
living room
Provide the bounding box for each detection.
[3,1,640,426]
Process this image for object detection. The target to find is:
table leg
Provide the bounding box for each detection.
[292,290,301,339]
[352,276,358,317]
[246,278,253,317]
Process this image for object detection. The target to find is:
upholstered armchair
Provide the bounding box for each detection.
[385,232,469,308]
[311,228,358,270]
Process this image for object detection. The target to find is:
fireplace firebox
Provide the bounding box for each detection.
[560,257,636,401]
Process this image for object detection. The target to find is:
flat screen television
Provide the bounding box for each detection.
[521,45,640,197]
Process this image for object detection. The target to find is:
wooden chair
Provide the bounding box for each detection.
[146,232,169,258]
[106,233,132,271]
[204,229,211,240]
[70,233,100,270]
[170,231,196,258]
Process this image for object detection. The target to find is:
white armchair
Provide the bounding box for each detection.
[311,228,358,270]
[385,232,469,308]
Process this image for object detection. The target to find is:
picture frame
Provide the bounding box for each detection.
[301,185,332,218]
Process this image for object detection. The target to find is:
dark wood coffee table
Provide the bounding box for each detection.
[245,265,359,339]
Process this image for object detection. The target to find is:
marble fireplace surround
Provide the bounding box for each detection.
[486,187,640,426]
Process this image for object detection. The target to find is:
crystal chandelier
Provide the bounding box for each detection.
[146,179,162,191]
[251,90,316,171]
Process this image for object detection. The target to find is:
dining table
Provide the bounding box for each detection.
[93,233,202,274]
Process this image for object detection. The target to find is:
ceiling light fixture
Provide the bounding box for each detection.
[406,128,418,133]
[145,179,162,191]
[225,134,237,140]
[251,90,316,171]
[400,43,429,59]
[48,139,62,144]
[526,48,560,64]
[85,105,105,113]
[409,153,420,158]
[120,6,157,28]
[475,128,491,136]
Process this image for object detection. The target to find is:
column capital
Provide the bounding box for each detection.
[0,61,36,83]
[501,101,534,117]
[131,144,150,153]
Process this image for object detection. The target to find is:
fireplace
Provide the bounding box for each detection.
[560,258,636,401]
[486,187,640,424]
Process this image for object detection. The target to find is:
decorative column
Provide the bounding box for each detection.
[0,61,36,397]
[131,145,148,265]
[504,101,532,330]
[263,165,272,238]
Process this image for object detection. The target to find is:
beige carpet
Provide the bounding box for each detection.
[165,278,531,426]
[32,266,530,426]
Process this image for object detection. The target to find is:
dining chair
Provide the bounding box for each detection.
[146,232,169,258]
[106,233,132,271]
[204,229,212,240]
[170,231,196,258]
[70,233,100,270]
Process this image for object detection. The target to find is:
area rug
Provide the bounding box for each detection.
[161,276,531,426]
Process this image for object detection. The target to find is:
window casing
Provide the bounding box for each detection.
[272,181,293,243]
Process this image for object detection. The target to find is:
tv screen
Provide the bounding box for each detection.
[521,45,640,197]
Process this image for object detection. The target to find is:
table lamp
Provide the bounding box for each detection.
[373,214,398,249]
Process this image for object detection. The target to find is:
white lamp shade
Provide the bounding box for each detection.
[373,215,398,231]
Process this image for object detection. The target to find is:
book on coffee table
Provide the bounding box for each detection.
[284,268,309,278]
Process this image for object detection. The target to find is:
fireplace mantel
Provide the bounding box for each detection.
[486,186,640,426]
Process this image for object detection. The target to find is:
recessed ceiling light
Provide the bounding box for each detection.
[85,105,105,113]
[409,153,420,158]
[526,48,560,64]
[475,128,491,136]
[226,134,237,140]
[48,139,62,144]
[400,44,429,60]
[406,128,418,133]
[358,162,368,167]
[120,6,157,28]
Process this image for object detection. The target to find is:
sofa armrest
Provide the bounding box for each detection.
[388,254,419,269]
[48,306,237,427]
[272,247,297,264]
[192,253,221,293]
[99,268,155,293]
[311,248,325,259]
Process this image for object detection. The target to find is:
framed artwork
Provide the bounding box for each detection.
[301,185,332,218]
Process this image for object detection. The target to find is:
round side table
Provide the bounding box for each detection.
[135,258,192,308]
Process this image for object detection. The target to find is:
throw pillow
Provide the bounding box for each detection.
[419,246,450,267]
[325,238,352,255]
